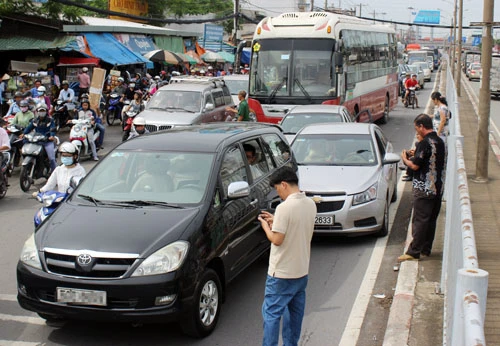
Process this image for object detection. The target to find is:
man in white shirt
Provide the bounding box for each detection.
[258,167,317,346]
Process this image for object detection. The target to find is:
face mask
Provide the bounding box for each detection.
[38,111,47,117]
[61,156,74,166]
[21,106,29,112]
[136,128,145,135]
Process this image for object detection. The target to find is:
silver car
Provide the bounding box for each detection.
[291,123,400,237]
[280,104,354,143]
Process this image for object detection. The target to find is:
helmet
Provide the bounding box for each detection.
[36,104,48,111]
[129,82,136,88]
[411,74,417,77]
[80,93,89,99]
[61,80,69,86]
[117,77,124,83]
[37,86,46,93]
[133,117,146,126]
[134,90,143,97]
[135,73,142,79]
[14,91,23,98]
[59,141,78,155]
[82,67,89,72]
[405,72,411,76]
[81,99,90,106]
[20,100,29,107]
[207,66,213,70]
[161,70,166,75]
[154,75,160,80]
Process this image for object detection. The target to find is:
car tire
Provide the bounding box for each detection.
[181,268,222,338]
[379,95,390,124]
[376,200,389,237]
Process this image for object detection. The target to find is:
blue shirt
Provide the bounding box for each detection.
[30,87,39,98]
[7,102,21,116]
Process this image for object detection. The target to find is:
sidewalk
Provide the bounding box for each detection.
[388,73,500,345]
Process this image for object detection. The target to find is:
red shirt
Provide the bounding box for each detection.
[405,78,418,89]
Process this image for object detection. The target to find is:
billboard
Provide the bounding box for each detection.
[109,0,148,22]
[413,10,440,25]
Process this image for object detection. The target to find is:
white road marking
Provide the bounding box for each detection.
[339,74,441,345]
[0,341,44,346]
[0,294,18,302]
[0,313,45,326]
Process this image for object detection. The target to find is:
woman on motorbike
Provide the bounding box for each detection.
[68,99,99,161]
[11,100,35,128]
[32,142,86,197]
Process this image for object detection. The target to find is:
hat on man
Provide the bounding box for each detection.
[1,73,10,81]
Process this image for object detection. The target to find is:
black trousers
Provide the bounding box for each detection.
[406,194,442,258]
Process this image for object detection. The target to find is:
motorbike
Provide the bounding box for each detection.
[6,124,24,176]
[69,119,101,160]
[53,100,74,131]
[34,190,68,227]
[19,133,54,192]
[404,87,417,109]
[0,152,8,199]
[105,93,122,126]
[121,107,139,142]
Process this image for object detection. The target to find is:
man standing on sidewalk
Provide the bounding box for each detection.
[398,114,446,262]
[258,167,316,346]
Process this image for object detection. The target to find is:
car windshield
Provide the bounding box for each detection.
[74,151,214,205]
[292,134,377,166]
[146,90,202,112]
[225,79,248,95]
[408,65,420,73]
[281,113,343,134]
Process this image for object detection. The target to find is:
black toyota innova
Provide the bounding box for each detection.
[17,123,295,338]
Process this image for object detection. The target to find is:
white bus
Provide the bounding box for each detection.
[249,11,399,123]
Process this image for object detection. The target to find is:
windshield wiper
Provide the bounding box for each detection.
[77,194,101,206]
[267,76,287,104]
[118,200,184,209]
[294,79,312,103]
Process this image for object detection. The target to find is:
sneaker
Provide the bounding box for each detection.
[93,157,99,161]
[401,175,412,181]
[398,254,418,262]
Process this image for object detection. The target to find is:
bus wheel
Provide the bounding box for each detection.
[380,96,390,124]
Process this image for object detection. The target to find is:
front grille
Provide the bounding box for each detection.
[44,251,137,279]
[145,124,173,133]
[316,201,344,213]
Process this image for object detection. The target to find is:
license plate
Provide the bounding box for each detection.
[315,215,334,225]
[57,287,107,306]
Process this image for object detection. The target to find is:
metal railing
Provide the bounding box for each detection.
[440,57,489,346]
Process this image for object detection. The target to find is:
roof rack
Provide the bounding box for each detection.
[170,75,226,87]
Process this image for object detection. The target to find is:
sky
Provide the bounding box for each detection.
[240,0,500,38]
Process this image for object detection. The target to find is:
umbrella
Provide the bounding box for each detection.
[143,50,185,65]
[218,51,235,63]
[201,51,225,63]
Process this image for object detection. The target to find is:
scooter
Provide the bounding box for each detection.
[121,108,139,142]
[0,152,8,199]
[404,87,417,109]
[105,93,122,126]
[53,100,73,131]
[34,190,68,227]
[69,119,100,160]
[19,133,53,192]
[6,124,24,176]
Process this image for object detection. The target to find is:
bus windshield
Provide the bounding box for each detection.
[250,39,336,100]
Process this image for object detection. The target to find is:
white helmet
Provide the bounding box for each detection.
[133,117,146,126]
[154,75,161,80]
[117,77,125,82]
[37,86,46,93]
[82,67,89,72]
[59,141,79,154]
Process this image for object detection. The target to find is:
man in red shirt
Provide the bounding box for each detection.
[404,74,420,108]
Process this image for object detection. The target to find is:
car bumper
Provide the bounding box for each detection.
[312,196,385,235]
[17,262,194,322]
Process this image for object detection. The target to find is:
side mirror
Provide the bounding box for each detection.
[204,103,215,111]
[333,52,343,74]
[69,176,83,191]
[227,181,250,199]
[382,153,401,165]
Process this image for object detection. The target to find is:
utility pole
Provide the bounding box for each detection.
[233,0,239,46]
[358,3,362,17]
[451,0,458,78]
[473,0,496,182]
[455,0,463,97]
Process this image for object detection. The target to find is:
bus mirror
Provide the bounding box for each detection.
[333,52,343,73]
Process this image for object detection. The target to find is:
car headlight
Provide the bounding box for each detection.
[20,233,42,270]
[352,182,378,206]
[131,241,189,277]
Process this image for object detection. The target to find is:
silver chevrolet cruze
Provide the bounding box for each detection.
[291,123,400,237]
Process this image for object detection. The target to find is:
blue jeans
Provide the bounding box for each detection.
[42,141,56,171]
[95,122,105,148]
[262,275,308,346]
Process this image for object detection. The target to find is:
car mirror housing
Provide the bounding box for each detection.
[382,153,401,165]
[227,181,250,199]
[204,103,215,111]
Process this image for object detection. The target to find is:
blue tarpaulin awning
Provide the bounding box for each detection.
[84,33,152,67]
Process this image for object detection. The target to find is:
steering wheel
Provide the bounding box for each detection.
[178,184,202,191]
[343,152,367,164]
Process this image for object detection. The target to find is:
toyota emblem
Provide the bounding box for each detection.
[77,253,92,266]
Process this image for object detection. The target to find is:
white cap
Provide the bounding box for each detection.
[82,67,89,72]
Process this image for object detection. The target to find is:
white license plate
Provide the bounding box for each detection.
[315,215,334,225]
[57,287,107,306]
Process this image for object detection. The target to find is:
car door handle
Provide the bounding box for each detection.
[250,199,258,206]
